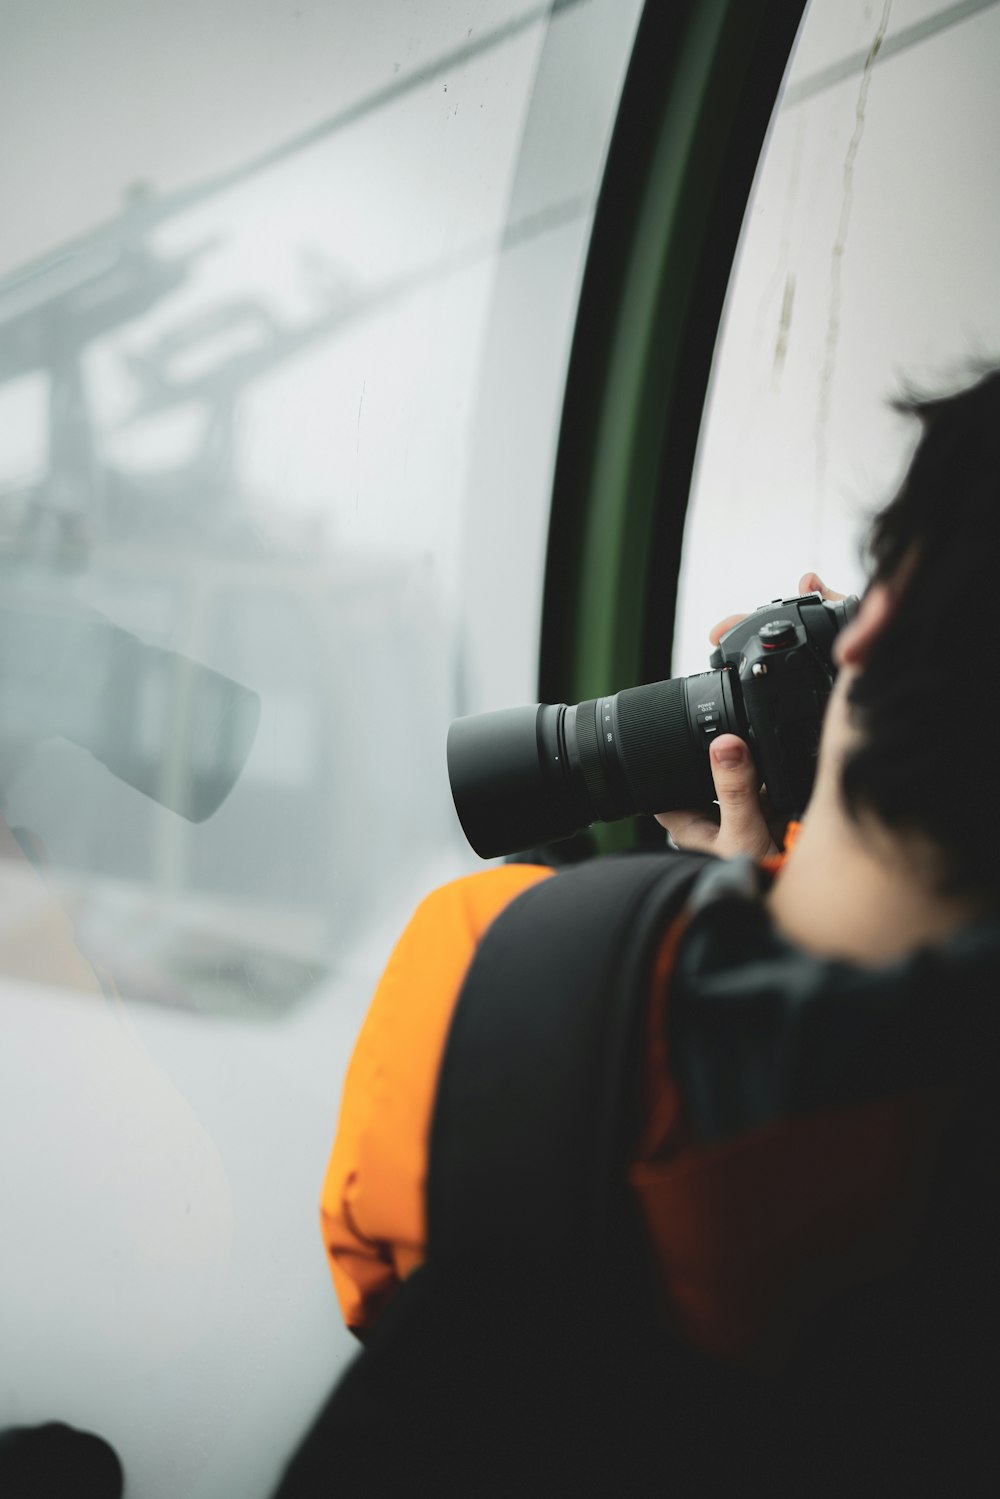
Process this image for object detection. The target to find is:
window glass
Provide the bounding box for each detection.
[0,3,642,1494]
[675,0,1000,674]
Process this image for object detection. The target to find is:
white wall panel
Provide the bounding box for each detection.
[675,0,1000,672]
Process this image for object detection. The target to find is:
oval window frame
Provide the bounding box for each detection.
[541,0,808,848]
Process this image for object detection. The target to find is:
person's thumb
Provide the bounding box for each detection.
[708,735,774,858]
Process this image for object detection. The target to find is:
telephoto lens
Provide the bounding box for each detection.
[448,591,856,859]
[447,669,740,860]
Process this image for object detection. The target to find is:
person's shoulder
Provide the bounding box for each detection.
[408,862,555,938]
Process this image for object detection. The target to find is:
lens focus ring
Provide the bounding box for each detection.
[574,698,622,821]
[615,678,706,811]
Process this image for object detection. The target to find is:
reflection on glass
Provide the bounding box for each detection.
[0,582,260,820]
[0,81,476,1016]
[0,6,645,1497]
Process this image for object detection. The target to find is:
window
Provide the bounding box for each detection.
[0,4,642,1493]
[675,0,1000,672]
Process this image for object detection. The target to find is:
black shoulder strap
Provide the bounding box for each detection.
[427,850,712,1267]
[272,850,747,1499]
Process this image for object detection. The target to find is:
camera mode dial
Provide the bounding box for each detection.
[759,618,797,650]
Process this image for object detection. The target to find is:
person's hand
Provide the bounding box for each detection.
[706,571,847,649]
[655,573,845,860]
[655,735,784,860]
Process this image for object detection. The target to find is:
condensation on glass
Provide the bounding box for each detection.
[0,4,641,1496]
[674,0,1000,675]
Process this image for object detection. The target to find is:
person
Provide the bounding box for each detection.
[300,367,1000,1492]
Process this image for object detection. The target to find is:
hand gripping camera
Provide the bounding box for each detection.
[447,591,858,859]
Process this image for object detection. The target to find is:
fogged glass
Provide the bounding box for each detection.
[0,22,520,1014]
[0,4,642,1497]
[674,0,1000,673]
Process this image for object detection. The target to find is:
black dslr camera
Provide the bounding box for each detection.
[447,591,858,859]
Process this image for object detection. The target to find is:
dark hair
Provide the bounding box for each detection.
[841,365,1000,901]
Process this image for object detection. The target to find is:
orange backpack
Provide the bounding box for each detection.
[279,852,723,1497]
[279,850,1000,1498]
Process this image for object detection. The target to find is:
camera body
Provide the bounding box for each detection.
[705,590,855,814]
[447,591,857,860]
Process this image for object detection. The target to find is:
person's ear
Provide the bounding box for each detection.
[833,581,895,668]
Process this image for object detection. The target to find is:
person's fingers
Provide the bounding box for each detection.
[708,611,748,646]
[709,735,778,860]
[654,806,720,854]
[657,739,784,859]
[710,576,846,646]
[798,571,846,602]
